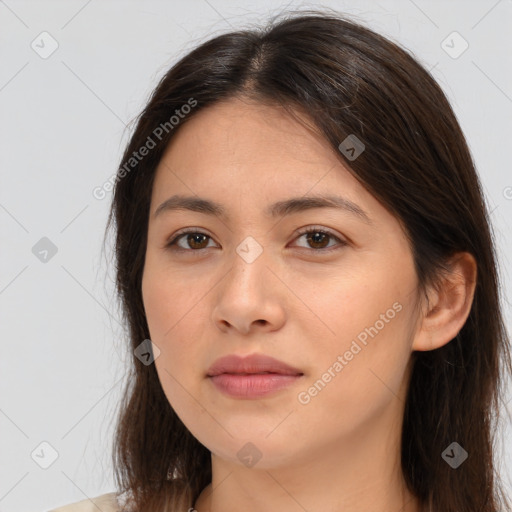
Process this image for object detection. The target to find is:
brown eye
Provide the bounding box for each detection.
[166,230,216,251]
[305,231,330,249]
[183,233,210,250]
[292,227,347,252]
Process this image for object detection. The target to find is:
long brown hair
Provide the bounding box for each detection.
[105,9,512,512]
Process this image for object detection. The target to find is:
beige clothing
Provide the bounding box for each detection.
[48,492,120,512]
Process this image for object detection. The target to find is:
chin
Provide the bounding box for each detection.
[201,430,307,470]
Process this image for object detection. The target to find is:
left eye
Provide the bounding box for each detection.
[292,228,346,251]
[166,227,346,252]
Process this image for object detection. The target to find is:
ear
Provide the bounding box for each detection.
[412,252,477,352]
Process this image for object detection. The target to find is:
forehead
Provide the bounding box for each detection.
[148,98,402,237]
[152,98,360,197]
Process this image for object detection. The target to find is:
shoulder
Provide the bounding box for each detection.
[48,492,120,512]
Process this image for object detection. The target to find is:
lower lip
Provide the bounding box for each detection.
[208,373,303,398]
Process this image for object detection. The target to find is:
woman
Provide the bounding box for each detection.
[50,9,512,512]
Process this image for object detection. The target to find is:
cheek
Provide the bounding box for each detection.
[143,275,209,438]
[295,258,416,409]
[142,270,188,398]
[142,262,208,402]
[294,264,405,352]
[292,302,414,451]
[142,258,202,343]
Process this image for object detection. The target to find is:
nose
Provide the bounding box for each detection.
[211,246,286,335]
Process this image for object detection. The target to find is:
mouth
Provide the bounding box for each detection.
[206,353,304,398]
[206,353,303,377]
[208,372,303,398]
[210,370,303,376]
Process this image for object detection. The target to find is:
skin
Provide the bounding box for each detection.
[141,96,477,512]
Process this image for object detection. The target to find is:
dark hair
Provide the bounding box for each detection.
[105,8,512,512]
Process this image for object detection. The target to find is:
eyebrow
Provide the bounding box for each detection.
[153,194,373,225]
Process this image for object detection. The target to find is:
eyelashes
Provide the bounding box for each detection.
[165,226,348,254]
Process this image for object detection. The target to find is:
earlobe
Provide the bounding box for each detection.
[412,252,477,352]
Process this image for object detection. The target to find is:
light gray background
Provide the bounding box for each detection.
[1,1,511,510]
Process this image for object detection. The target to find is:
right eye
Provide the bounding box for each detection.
[165,229,218,252]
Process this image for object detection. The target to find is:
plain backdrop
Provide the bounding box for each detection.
[1,0,511,510]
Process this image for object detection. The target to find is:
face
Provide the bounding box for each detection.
[141,96,422,469]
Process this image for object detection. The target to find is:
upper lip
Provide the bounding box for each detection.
[207,353,303,377]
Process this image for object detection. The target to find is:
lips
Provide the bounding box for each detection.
[207,353,303,377]
[207,353,304,398]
